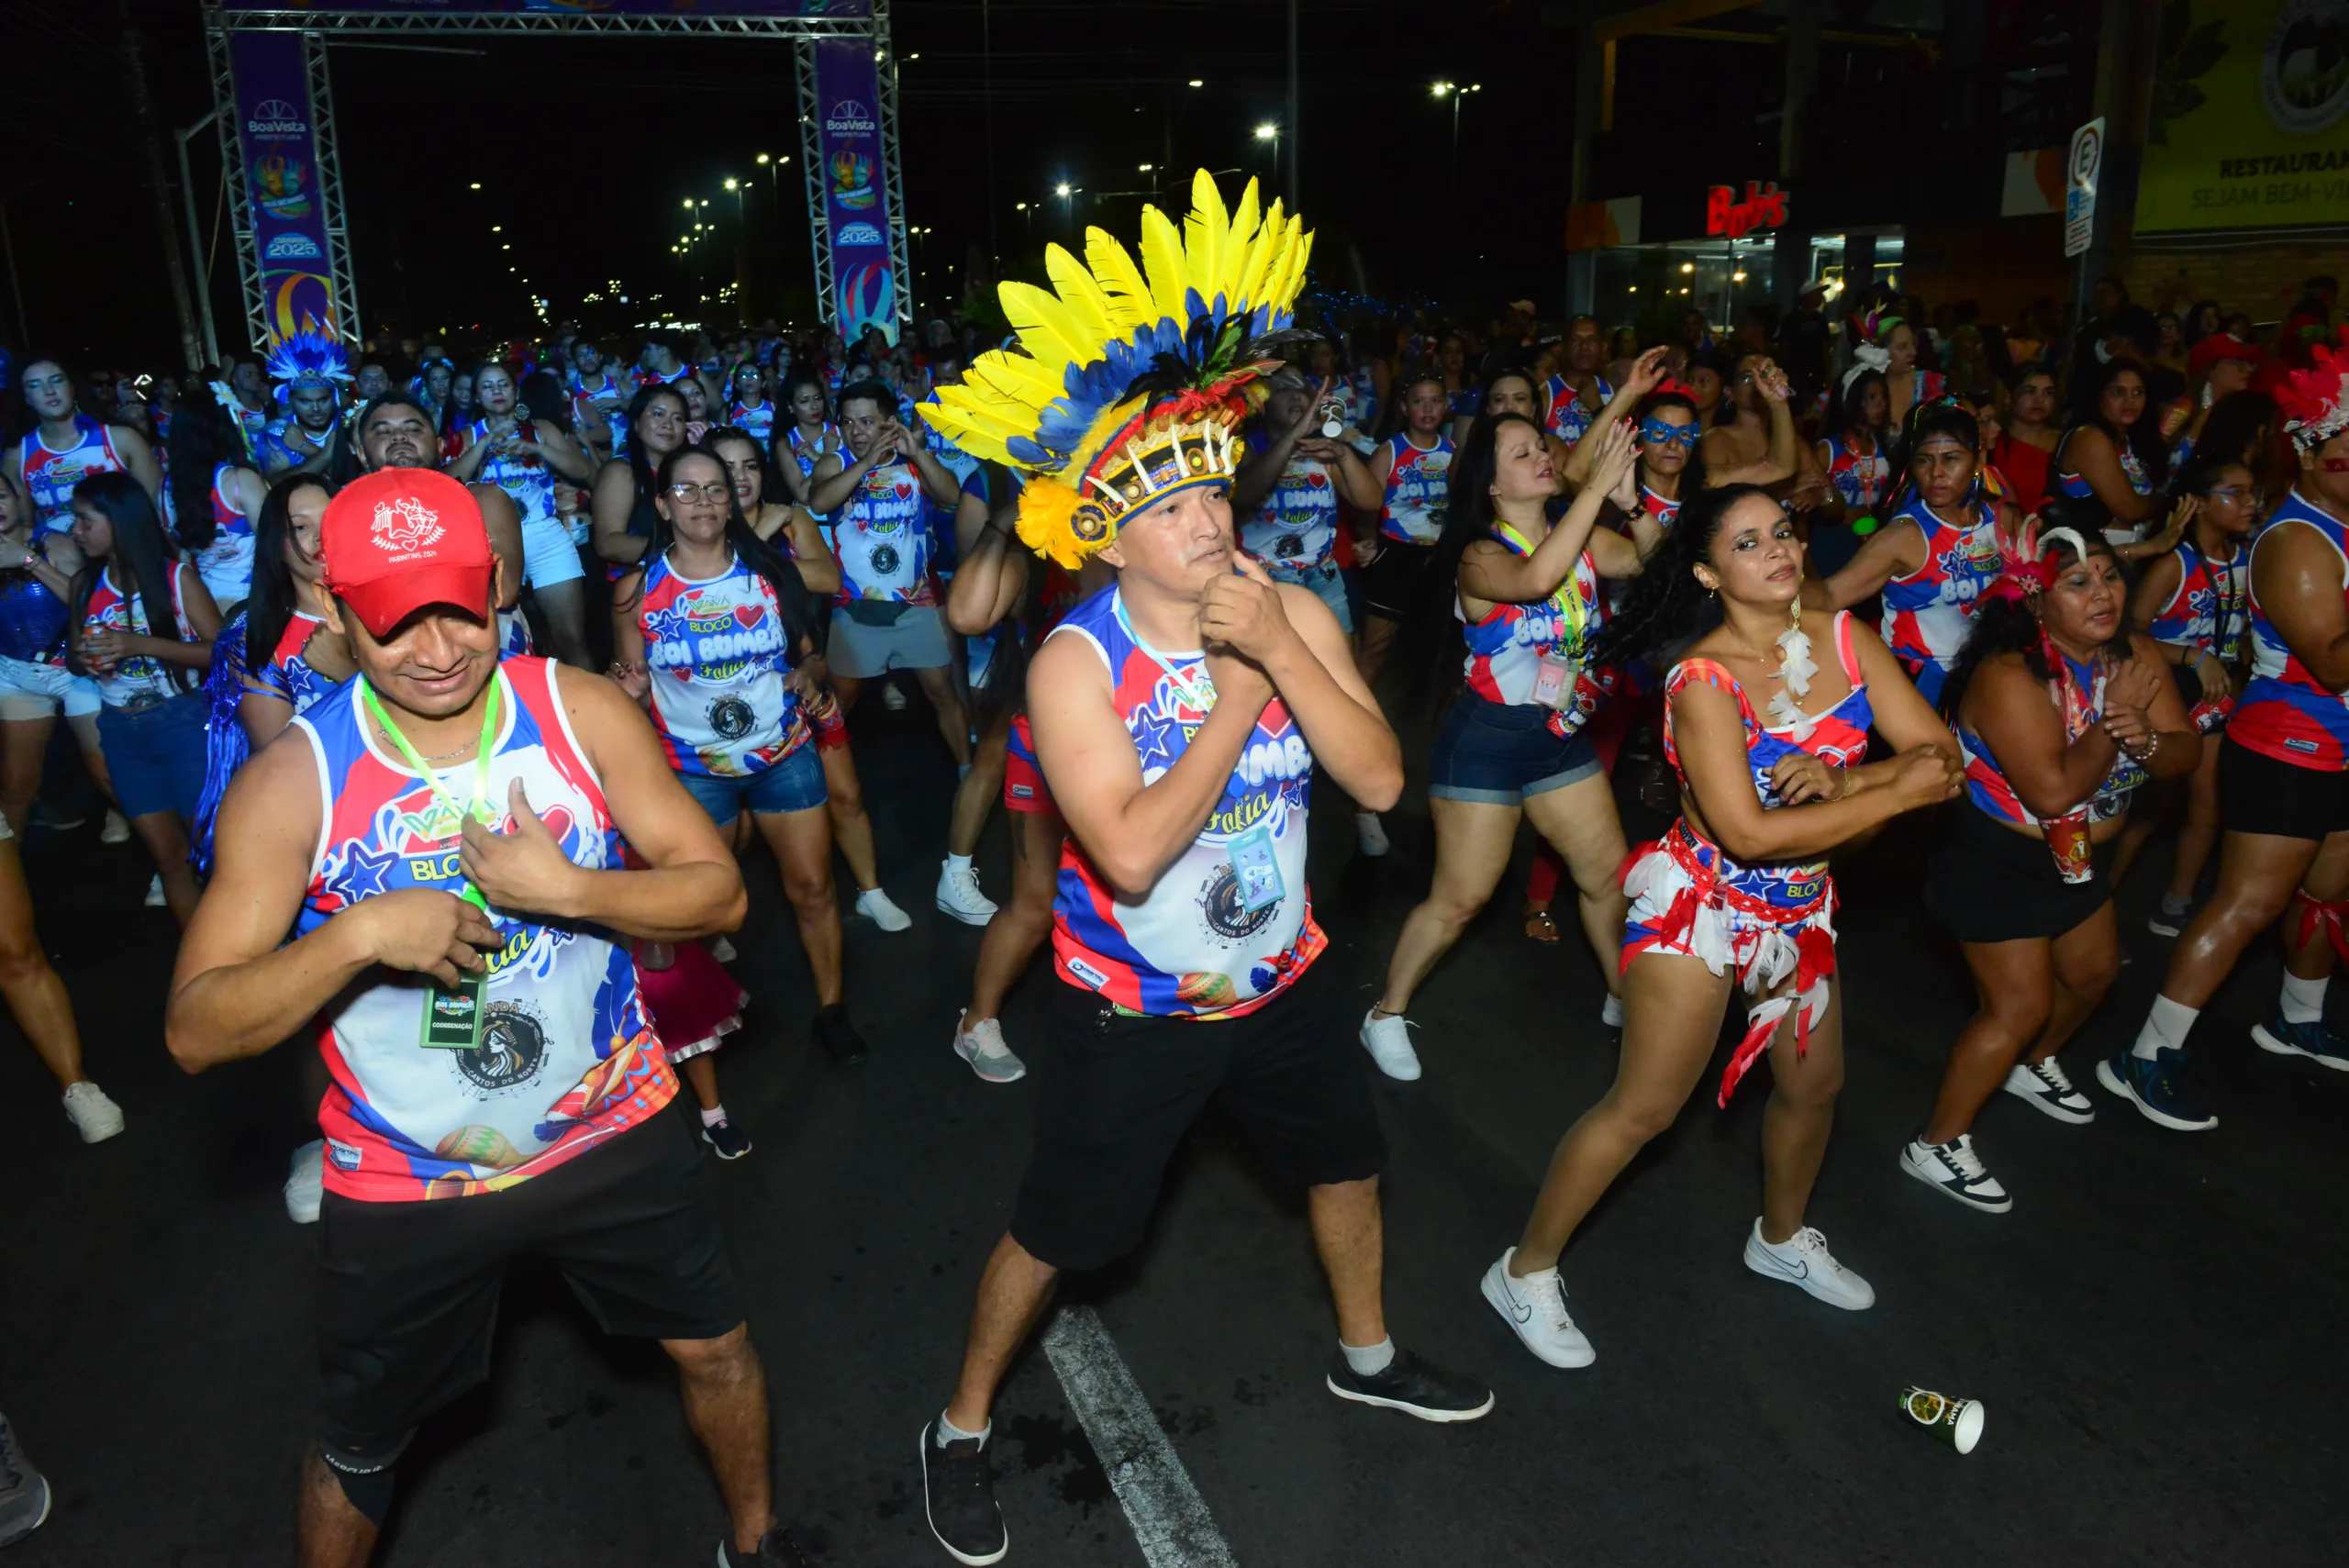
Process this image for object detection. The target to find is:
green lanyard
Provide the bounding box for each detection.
[359,676,502,910]
[1491,520,1585,652]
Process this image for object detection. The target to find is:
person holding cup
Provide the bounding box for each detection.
[1906,529,2198,1211]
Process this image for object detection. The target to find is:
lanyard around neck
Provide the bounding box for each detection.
[1113,589,1216,713]
[360,676,503,904]
[1491,519,1585,651]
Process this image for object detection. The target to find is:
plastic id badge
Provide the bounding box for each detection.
[420,971,487,1051]
[1531,651,1575,710]
[1227,822,1286,914]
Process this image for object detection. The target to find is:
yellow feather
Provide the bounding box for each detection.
[1085,229,1153,331]
[1221,181,1262,305]
[1184,169,1229,307]
[1230,198,1279,313]
[969,351,1063,407]
[999,281,1096,375]
[1044,244,1119,350]
[1138,204,1189,324]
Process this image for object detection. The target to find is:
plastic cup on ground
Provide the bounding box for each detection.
[1899,1386,1985,1454]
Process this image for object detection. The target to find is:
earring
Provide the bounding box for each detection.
[1787,596,1803,631]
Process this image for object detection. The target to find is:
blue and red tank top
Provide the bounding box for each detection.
[1821,433,1891,516]
[1957,651,2147,826]
[82,560,200,707]
[2144,535,2247,732]
[728,398,776,451]
[568,371,629,453]
[832,458,937,606]
[1045,585,1324,1020]
[463,417,560,528]
[1660,611,1875,907]
[18,415,128,534]
[1543,374,1614,447]
[292,658,674,1202]
[1379,431,1453,545]
[638,550,807,778]
[163,462,258,609]
[1241,455,1340,576]
[1879,495,2003,704]
[2232,491,2349,770]
[1459,521,1616,737]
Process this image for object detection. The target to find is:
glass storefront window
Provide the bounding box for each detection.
[1589,230,1904,340]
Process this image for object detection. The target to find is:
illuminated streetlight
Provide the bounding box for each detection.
[1015,202,1027,210]
[757,152,770,164]
[490,225,502,232]
[1732,270,1748,283]
[1139,162,1153,172]
[683,198,694,210]
[1053,183,1071,197]
[1681,261,1695,273]
[1431,81,1452,98]
[469,182,481,190]
[1253,123,1276,140]
[1187,79,1203,88]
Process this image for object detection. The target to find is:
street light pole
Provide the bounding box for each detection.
[174,111,220,368]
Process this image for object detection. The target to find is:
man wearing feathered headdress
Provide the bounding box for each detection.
[912,170,1492,1568]
[2105,337,2349,1134]
[257,330,353,478]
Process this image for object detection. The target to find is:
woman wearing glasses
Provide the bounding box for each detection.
[2112,461,2264,931]
[611,448,870,1119]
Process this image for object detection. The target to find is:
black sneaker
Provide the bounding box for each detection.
[814,1004,868,1066]
[919,1419,1007,1565]
[0,1413,51,1548]
[702,1117,752,1161]
[718,1527,814,1566]
[1324,1346,1494,1423]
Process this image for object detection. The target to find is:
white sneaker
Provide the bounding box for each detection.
[284,1139,325,1224]
[936,860,999,926]
[100,808,129,845]
[144,873,165,907]
[2002,1058,2094,1124]
[952,1016,1027,1084]
[1359,1007,1421,1081]
[60,1082,124,1144]
[1900,1133,2013,1213]
[707,934,738,964]
[1601,993,1625,1029]
[1355,811,1390,857]
[855,887,913,932]
[1479,1247,1595,1368]
[1742,1219,1875,1309]
[882,682,907,711]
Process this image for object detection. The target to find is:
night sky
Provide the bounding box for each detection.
[1,0,1570,368]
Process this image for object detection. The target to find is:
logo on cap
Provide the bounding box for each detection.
[373,495,446,556]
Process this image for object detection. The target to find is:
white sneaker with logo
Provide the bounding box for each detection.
[1479,1248,1594,1368]
[1358,1008,1421,1081]
[936,860,999,926]
[1900,1133,2013,1213]
[855,887,913,932]
[61,1082,124,1144]
[2002,1057,2094,1123]
[1742,1220,1875,1310]
[284,1139,325,1224]
[952,1016,1027,1084]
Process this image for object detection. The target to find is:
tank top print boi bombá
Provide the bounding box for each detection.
[1047,587,1325,1020]
[293,659,674,1202]
[638,551,808,777]
[833,458,936,604]
[1879,496,2002,704]
[1460,523,1615,737]
[2232,491,2349,770]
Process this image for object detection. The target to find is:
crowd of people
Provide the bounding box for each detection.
[1,168,2343,1564]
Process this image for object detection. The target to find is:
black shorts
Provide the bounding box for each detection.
[315,1110,740,1467]
[2220,736,2349,841]
[1359,539,1439,623]
[1009,958,1387,1272]
[1924,804,2114,943]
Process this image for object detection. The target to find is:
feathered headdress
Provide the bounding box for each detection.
[2277,331,2349,452]
[925,169,1315,567]
[264,330,352,406]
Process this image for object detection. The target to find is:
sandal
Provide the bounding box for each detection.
[1522,906,1561,943]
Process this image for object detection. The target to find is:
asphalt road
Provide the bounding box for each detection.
[2,689,2341,1567]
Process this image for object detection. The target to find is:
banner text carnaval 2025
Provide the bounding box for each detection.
[2136,0,2349,235]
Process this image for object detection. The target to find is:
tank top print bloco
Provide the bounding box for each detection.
[1044,586,1325,1019]
[291,657,674,1202]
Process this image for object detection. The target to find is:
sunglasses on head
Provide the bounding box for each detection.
[1642,419,1701,448]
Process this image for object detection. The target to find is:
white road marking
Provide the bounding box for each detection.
[1041,1305,1240,1567]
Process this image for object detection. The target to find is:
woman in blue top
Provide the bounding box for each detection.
[0,470,112,838]
[2054,361,2178,561]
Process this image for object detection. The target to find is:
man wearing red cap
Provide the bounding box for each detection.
[162,469,805,1566]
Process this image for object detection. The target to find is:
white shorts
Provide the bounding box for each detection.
[0,656,102,721]
[520,513,585,590]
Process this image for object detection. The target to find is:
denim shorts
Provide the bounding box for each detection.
[98,690,209,820]
[676,740,827,824]
[1267,561,1353,635]
[1428,690,1602,804]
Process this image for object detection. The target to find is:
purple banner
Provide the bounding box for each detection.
[228,30,338,343]
[813,38,896,346]
[262,2,869,15]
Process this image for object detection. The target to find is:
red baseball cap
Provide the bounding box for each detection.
[318,468,495,638]
[2188,332,2258,384]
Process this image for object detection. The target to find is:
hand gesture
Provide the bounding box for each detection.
[2103,651,2165,717]
[80,627,127,670]
[1295,436,1346,463]
[2196,652,2233,708]
[1586,417,1640,495]
[2148,495,2197,553]
[1286,378,1336,440]
[1891,744,1963,810]
[459,778,584,917]
[1201,644,1275,717]
[352,886,499,988]
[1769,751,1844,806]
[1199,553,1296,665]
[1624,345,1674,398]
[1753,360,1794,405]
[684,419,710,446]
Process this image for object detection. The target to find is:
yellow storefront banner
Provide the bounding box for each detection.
[2136,0,2349,235]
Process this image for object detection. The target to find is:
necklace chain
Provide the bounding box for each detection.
[375,720,478,763]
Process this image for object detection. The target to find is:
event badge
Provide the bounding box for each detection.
[1228,822,1286,914]
[1531,651,1575,710]
[420,971,487,1051]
